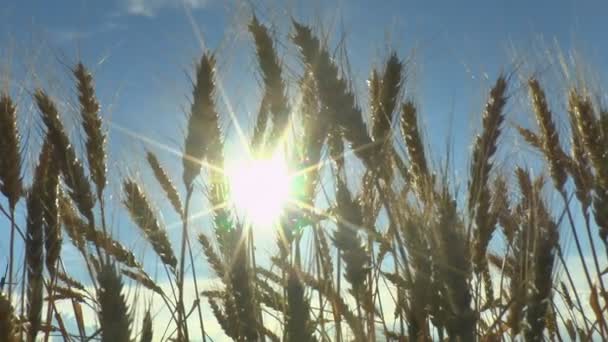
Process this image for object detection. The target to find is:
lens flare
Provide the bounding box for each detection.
[226,151,291,226]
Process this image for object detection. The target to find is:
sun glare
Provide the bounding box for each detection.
[226,151,292,226]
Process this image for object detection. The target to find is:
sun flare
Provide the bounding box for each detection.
[226,151,292,226]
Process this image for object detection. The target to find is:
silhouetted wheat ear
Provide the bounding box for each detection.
[285,269,314,342]
[227,227,258,340]
[291,20,378,174]
[0,292,18,342]
[372,52,403,142]
[74,62,107,199]
[123,179,177,271]
[249,15,290,145]
[528,78,567,190]
[146,151,183,217]
[469,76,507,272]
[207,296,236,339]
[25,139,52,342]
[97,264,132,342]
[140,309,153,342]
[198,233,225,277]
[183,53,223,191]
[299,71,326,202]
[333,176,369,297]
[40,137,61,275]
[0,93,22,210]
[525,183,558,341]
[432,187,474,341]
[34,89,96,226]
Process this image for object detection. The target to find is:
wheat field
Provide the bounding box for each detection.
[0,11,607,342]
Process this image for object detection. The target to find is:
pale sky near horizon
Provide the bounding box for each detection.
[1,0,607,339]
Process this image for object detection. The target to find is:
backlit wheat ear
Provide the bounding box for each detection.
[35,89,96,226]
[333,176,369,297]
[227,227,258,340]
[140,309,153,342]
[146,151,183,217]
[285,269,314,342]
[183,53,223,190]
[0,93,22,210]
[525,183,558,341]
[249,15,290,145]
[0,292,18,342]
[97,264,132,342]
[299,71,326,202]
[566,98,593,209]
[123,179,177,271]
[291,21,378,173]
[432,186,474,341]
[121,269,163,296]
[40,138,61,275]
[198,233,225,277]
[400,101,429,192]
[74,62,107,199]
[469,75,507,272]
[569,91,608,243]
[25,139,55,342]
[528,78,567,190]
[372,52,403,142]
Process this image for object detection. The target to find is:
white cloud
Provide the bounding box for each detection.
[125,0,209,17]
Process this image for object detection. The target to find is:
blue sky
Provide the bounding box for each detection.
[1,0,608,339]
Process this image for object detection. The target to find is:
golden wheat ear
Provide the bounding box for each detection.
[527,78,567,190]
[146,151,183,217]
[0,93,22,210]
[123,179,177,272]
[74,63,107,200]
[468,75,507,273]
[34,89,96,226]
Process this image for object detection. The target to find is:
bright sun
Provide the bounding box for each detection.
[226,151,292,226]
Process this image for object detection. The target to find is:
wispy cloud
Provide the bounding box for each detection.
[125,0,209,17]
[48,21,125,44]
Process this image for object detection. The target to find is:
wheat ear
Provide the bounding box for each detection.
[249,15,290,145]
[35,90,96,226]
[74,62,107,199]
[469,76,507,272]
[123,179,177,271]
[97,264,132,342]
